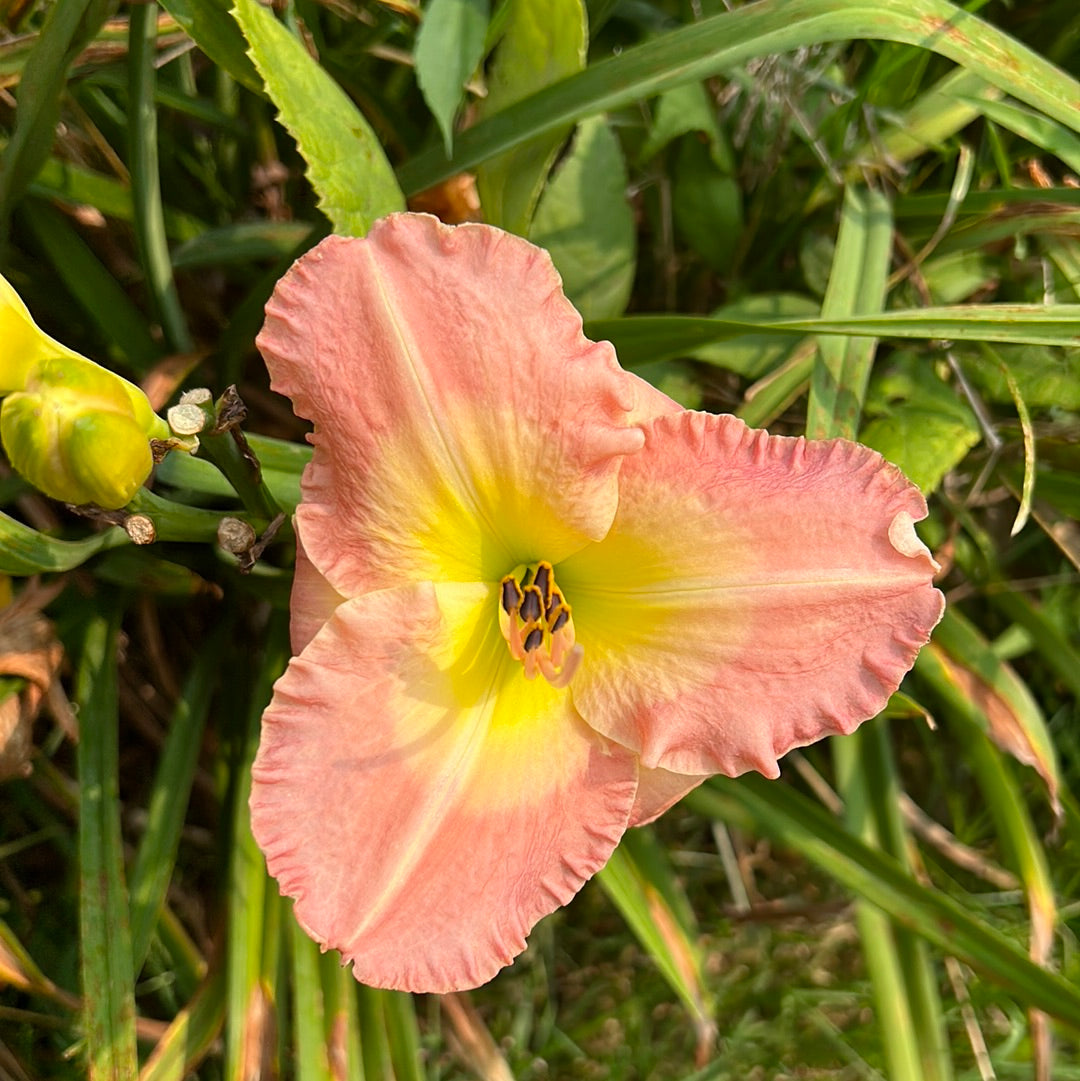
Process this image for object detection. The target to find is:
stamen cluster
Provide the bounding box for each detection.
[498,561,582,689]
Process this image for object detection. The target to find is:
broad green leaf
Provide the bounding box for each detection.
[232,0,405,237]
[475,0,586,234]
[530,115,635,320]
[398,0,1080,196]
[672,137,742,274]
[959,344,1080,409]
[414,0,490,155]
[861,410,980,495]
[639,80,733,170]
[158,0,262,92]
[77,609,138,1081]
[860,353,981,494]
[0,0,111,236]
[919,249,999,305]
[639,81,741,272]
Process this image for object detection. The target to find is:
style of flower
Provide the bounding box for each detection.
[250,213,944,993]
[0,272,166,509]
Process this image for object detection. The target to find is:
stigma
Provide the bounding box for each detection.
[498,561,583,689]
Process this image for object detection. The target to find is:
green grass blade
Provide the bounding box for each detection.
[382,990,424,1081]
[0,0,110,236]
[232,0,405,237]
[835,722,953,1081]
[589,305,1080,369]
[916,645,1060,1077]
[961,95,1080,174]
[320,952,365,1081]
[76,607,138,1080]
[18,150,207,240]
[291,915,331,1080]
[128,0,194,355]
[597,829,716,1057]
[18,198,161,371]
[139,968,227,1081]
[225,616,290,1080]
[397,0,1080,194]
[962,728,1058,1077]
[128,628,224,972]
[685,776,1080,1030]
[736,343,816,429]
[929,608,1062,817]
[170,221,316,269]
[806,185,892,440]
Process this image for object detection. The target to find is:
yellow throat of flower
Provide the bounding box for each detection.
[498,561,582,690]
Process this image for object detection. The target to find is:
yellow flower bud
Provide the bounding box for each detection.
[0,272,168,509]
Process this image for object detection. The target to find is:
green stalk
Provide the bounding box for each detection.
[77,608,138,1080]
[128,625,226,972]
[128,0,193,354]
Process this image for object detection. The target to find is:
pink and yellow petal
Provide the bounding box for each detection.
[257,214,647,597]
[288,534,347,653]
[629,766,709,827]
[563,412,944,778]
[251,580,638,993]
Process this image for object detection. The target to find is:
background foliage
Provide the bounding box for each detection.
[2,0,1080,1078]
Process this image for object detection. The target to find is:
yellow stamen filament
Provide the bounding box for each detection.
[498,561,582,689]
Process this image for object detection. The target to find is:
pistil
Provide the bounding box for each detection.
[498,561,582,689]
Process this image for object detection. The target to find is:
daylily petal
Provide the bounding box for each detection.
[251,579,638,993]
[629,766,709,827]
[563,411,944,777]
[289,534,346,654]
[625,371,683,425]
[257,214,647,597]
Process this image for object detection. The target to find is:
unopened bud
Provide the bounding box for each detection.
[2,356,167,509]
[0,272,168,510]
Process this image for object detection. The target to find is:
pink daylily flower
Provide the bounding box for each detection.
[250,212,944,993]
